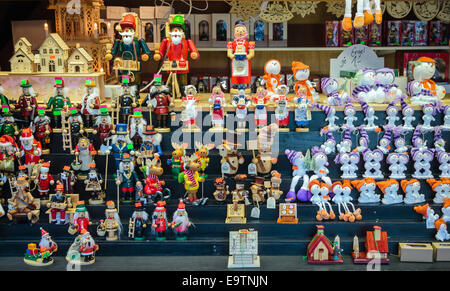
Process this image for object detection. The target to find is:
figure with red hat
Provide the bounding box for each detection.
[38,227,58,259]
[105,13,151,85]
[292,61,319,102]
[0,134,19,174]
[129,202,149,240]
[15,80,37,123]
[116,153,141,203]
[0,105,19,137]
[34,162,54,200]
[24,228,58,266]
[57,165,77,194]
[31,107,52,154]
[143,156,171,204]
[153,14,199,96]
[72,229,99,265]
[93,105,115,154]
[171,199,192,240]
[85,162,104,205]
[70,201,92,235]
[141,74,173,132]
[46,184,72,224]
[151,200,169,241]
[47,77,71,128]
[17,127,42,173]
[79,78,100,128]
[227,22,255,91]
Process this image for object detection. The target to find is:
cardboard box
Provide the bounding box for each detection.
[368,23,382,47]
[386,20,401,46]
[250,18,268,47]
[324,21,339,47]
[432,242,450,261]
[340,22,354,47]
[212,14,231,48]
[399,243,433,262]
[106,6,129,19]
[194,14,212,48]
[268,22,287,47]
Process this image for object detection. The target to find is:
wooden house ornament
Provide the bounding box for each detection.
[67,43,94,73]
[194,14,212,48]
[228,229,260,268]
[39,33,70,73]
[307,225,343,264]
[10,37,35,73]
[352,226,390,264]
[225,199,246,224]
[277,201,298,224]
[212,14,231,48]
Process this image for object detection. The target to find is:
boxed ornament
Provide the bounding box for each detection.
[401,20,415,46]
[268,22,287,47]
[429,21,442,46]
[368,23,382,47]
[354,26,369,45]
[386,21,401,46]
[414,21,428,46]
[340,21,354,47]
[250,18,268,47]
[212,14,231,48]
[324,21,339,47]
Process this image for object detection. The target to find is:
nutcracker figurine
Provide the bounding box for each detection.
[66,229,98,265]
[106,123,134,172]
[32,107,52,154]
[151,200,169,241]
[46,184,72,224]
[137,125,163,165]
[114,75,138,124]
[0,135,19,177]
[57,166,77,194]
[252,86,269,130]
[128,108,147,148]
[154,14,200,97]
[69,201,92,235]
[129,202,149,240]
[34,162,54,201]
[0,105,19,137]
[47,77,71,128]
[85,163,104,205]
[227,22,255,90]
[105,13,151,86]
[18,128,42,177]
[116,153,141,203]
[141,74,173,132]
[15,80,37,123]
[171,200,192,240]
[79,78,100,128]
[98,201,122,241]
[209,85,226,132]
[66,107,84,146]
[0,83,9,106]
[24,228,58,266]
[93,105,114,154]
[72,136,97,179]
[180,85,200,132]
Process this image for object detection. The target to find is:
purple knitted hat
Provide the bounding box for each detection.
[313,103,333,117]
[358,126,369,146]
[423,103,436,115]
[361,68,375,74]
[393,126,404,140]
[285,149,301,164]
[386,99,399,114]
[434,126,443,142]
[376,67,395,75]
[344,102,355,115]
[400,97,413,115]
[359,101,370,115]
[436,151,448,163]
[342,127,352,142]
[321,77,334,94]
[412,125,423,147]
[380,125,393,143]
[406,81,417,96]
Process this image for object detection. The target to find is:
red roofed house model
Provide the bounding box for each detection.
[307,225,343,264]
[352,226,390,264]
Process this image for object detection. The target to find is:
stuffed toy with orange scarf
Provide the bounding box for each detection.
[291,61,318,102]
[263,59,281,94]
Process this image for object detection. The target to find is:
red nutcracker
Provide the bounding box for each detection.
[252,86,270,129]
[70,201,92,235]
[15,80,37,122]
[142,74,173,132]
[93,105,114,154]
[34,162,54,199]
[227,23,255,90]
[151,200,169,241]
[79,78,101,128]
[272,85,291,129]
[32,107,52,154]
[18,128,42,170]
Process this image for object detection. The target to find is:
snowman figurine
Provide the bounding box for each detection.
[312,103,339,132]
[362,149,384,180]
[320,127,336,155]
[414,204,439,229]
[352,68,378,103]
[360,101,378,131]
[434,126,446,153]
[421,103,436,132]
[385,100,400,128]
[393,126,408,153]
[427,179,449,204]
[343,102,358,130]
[353,178,380,204]
[411,147,435,179]
[436,151,450,179]
[400,98,415,131]
[387,152,409,180]
[441,105,450,131]
[375,68,403,104]
[355,126,370,153]
[402,179,425,204]
[377,179,403,205]
[262,59,282,96]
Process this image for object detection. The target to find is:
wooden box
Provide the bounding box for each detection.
[155,6,172,19]
[268,22,287,47]
[212,14,231,48]
[194,14,212,48]
[432,242,450,261]
[399,243,433,262]
[106,6,129,20]
[249,18,268,47]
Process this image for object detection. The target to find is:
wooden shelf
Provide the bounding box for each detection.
[198,46,450,52]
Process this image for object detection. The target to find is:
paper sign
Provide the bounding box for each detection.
[330,44,384,78]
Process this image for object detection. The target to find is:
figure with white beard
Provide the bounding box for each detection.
[15,80,37,123]
[171,200,192,240]
[79,78,100,127]
[128,108,147,148]
[154,15,199,96]
[105,13,151,85]
[24,228,58,266]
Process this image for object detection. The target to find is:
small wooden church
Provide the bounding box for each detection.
[67,43,94,73]
[352,225,390,264]
[307,225,343,264]
[10,37,35,73]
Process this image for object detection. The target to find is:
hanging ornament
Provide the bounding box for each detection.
[437,0,450,22]
[326,1,347,18]
[413,0,441,21]
[289,1,318,18]
[229,0,263,21]
[259,1,294,23]
[386,1,412,19]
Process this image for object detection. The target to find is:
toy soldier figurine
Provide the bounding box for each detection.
[7,176,39,224]
[93,105,114,154]
[116,154,141,203]
[66,107,84,146]
[32,107,52,154]
[15,80,37,123]
[151,200,169,241]
[47,77,71,128]
[141,74,173,131]
[17,128,42,177]
[57,166,77,194]
[72,136,97,179]
[79,78,100,128]
[154,14,200,95]
[85,163,104,205]
[114,75,138,124]
[128,108,147,148]
[106,123,134,171]
[171,200,192,240]
[35,162,54,201]
[129,202,149,240]
[138,125,162,161]
[46,184,72,224]
[0,105,19,137]
[0,135,19,176]
[105,13,151,86]
[99,201,122,241]
[70,201,92,235]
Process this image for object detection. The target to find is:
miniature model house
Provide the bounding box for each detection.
[307,225,343,264]
[212,14,230,48]
[228,229,260,268]
[39,33,69,73]
[353,225,390,264]
[194,14,212,47]
[67,44,94,73]
[10,38,35,73]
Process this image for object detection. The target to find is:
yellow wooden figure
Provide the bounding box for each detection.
[178,155,205,206]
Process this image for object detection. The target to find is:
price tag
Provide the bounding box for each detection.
[221,162,230,174]
[248,163,257,175]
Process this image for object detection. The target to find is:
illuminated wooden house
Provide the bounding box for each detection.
[38,33,69,73]
[67,44,94,73]
[352,226,390,264]
[10,38,35,73]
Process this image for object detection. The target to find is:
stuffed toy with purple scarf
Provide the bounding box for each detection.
[362,148,384,179]
[321,77,348,106]
[343,102,358,129]
[311,103,339,131]
[337,126,353,153]
[387,152,409,179]
[436,151,450,178]
[375,68,403,103]
[393,125,408,153]
[311,146,332,185]
[421,103,436,131]
[385,99,400,127]
[360,100,378,131]
[400,97,415,131]
[352,68,378,103]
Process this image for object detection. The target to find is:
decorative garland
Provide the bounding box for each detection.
[289,1,319,18]
[437,0,450,22]
[259,1,294,23]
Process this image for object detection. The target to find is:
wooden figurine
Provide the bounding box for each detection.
[18,128,42,178]
[231,174,250,203]
[15,80,37,123]
[213,177,229,202]
[7,176,40,224]
[72,136,97,180]
[151,200,169,241]
[66,107,84,146]
[113,76,138,124]
[129,202,149,240]
[0,135,19,180]
[32,107,52,154]
[97,201,122,241]
[226,199,246,224]
[171,200,192,240]
[263,59,281,95]
[143,156,171,204]
[79,78,100,128]
[116,154,141,204]
[47,77,71,128]
[232,89,251,132]
[194,141,214,179]
[252,123,278,176]
[208,85,227,132]
[46,184,72,224]
[250,176,266,205]
[277,201,298,224]
[85,163,105,205]
[167,142,188,179]
[272,85,290,131]
[106,123,134,172]
[128,108,147,149]
[252,86,269,131]
[268,170,283,200]
[217,138,245,175]
[228,229,259,268]
[142,74,173,132]
[93,106,114,154]
[307,225,343,264]
[69,201,92,235]
[24,228,58,266]
[181,85,200,132]
[352,226,390,264]
[57,166,77,194]
[34,162,54,202]
[178,154,205,206]
[66,229,99,265]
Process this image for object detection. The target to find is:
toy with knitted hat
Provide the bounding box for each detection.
[374,68,403,104]
[352,177,380,204]
[411,146,435,180]
[319,127,336,155]
[421,103,436,132]
[362,148,384,179]
[392,126,408,153]
[311,147,332,185]
[434,126,446,153]
[47,77,71,128]
[292,61,319,102]
[32,106,52,154]
[401,179,425,204]
[411,125,427,151]
[69,201,92,235]
[377,125,393,154]
[376,179,403,205]
[84,162,104,205]
[385,99,400,128]
[400,97,415,131]
[414,203,439,229]
[79,77,100,128]
[151,200,169,240]
[312,103,339,132]
[436,151,450,179]
[408,57,446,105]
[285,149,310,202]
[360,101,378,131]
[46,184,72,224]
[309,179,335,221]
[171,199,193,240]
[0,105,19,138]
[387,152,409,180]
[337,126,353,154]
[335,150,360,179]
[321,77,348,106]
[331,180,362,222]
[66,228,99,265]
[342,0,382,32]
[343,103,358,130]
[263,59,281,95]
[440,105,450,131]
[97,201,122,241]
[15,79,37,123]
[115,153,141,204]
[24,228,58,266]
[351,68,378,103]
[355,125,369,152]
[427,178,450,204]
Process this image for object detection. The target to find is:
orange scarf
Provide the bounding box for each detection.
[263,73,281,92]
[294,80,313,101]
[420,79,436,91]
